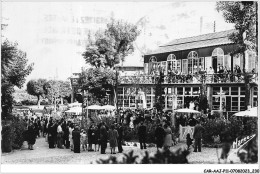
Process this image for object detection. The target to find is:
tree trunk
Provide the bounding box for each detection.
[37,95,41,108]
[244,74,250,110]
[60,97,63,105]
[54,97,56,112]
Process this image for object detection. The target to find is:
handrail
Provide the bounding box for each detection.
[118,73,258,84]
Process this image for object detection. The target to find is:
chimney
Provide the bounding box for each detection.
[200,16,203,34]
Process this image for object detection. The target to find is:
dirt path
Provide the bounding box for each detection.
[1,137,225,164]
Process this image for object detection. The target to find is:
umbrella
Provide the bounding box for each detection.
[234,107,257,117]
[86,105,103,110]
[65,107,82,115]
[102,105,116,110]
[68,102,82,107]
[174,108,201,114]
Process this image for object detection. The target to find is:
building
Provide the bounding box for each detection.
[117,29,258,116]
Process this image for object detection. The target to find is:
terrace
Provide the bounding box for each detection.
[118,72,258,85]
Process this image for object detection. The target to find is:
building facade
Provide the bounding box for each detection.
[117,30,258,116]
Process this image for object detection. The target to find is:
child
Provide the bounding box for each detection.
[186,133,193,150]
[81,130,88,151]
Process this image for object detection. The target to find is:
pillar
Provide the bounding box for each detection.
[71,87,74,103]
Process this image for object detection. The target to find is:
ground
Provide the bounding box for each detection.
[1,137,240,164]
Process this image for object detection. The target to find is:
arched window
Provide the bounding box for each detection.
[212,48,224,72]
[148,56,157,74]
[167,54,176,61]
[212,48,224,56]
[188,51,198,59]
[149,56,157,62]
[167,54,181,73]
[186,51,203,74]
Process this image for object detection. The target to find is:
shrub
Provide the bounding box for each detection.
[1,117,27,152]
[96,148,189,164]
[202,118,243,145]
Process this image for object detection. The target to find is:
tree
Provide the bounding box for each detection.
[44,80,71,110]
[26,79,47,107]
[216,1,257,110]
[79,67,116,105]
[1,40,33,119]
[216,1,257,70]
[82,19,140,69]
[154,72,165,112]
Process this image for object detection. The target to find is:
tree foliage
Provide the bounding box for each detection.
[216,1,257,54]
[26,79,47,106]
[44,80,71,105]
[1,40,33,119]
[82,19,140,68]
[79,68,116,104]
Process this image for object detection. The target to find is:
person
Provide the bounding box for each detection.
[100,122,108,154]
[94,124,101,152]
[207,67,215,82]
[193,120,205,152]
[63,122,70,149]
[88,125,95,151]
[138,121,147,149]
[186,133,193,150]
[154,123,165,150]
[57,122,63,149]
[117,123,124,153]
[72,126,81,153]
[188,115,197,127]
[27,122,36,150]
[69,123,74,151]
[47,121,55,148]
[163,123,172,150]
[81,130,88,151]
[218,66,224,82]
[108,124,119,154]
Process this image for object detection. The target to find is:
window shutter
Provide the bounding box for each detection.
[144,63,149,74]
[205,57,212,72]
[182,59,188,74]
[224,55,231,70]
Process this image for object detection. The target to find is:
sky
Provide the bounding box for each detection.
[1,1,234,87]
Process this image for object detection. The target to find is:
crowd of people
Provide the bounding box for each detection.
[20,102,211,154]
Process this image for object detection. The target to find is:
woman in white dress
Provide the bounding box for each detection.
[69,124,74,151]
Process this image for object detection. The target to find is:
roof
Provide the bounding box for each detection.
[146,29,236,55]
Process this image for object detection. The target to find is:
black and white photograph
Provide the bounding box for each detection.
[1,1,259,173]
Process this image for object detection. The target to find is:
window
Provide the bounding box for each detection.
[212,96,220,110]
[253,87,258,96]
[177,96,183,108]
[129,96,136,107]
[240,97,245,111]
[231,87,238,95]
[231,97,238,111]
[118,96,123,107]
[213,87,220,95]
[185,87,191,95]
[186,51,204,74]
[167,54,181,73]
[193,87,200,95]
[124,96,129,107]
[147,88,152,95]
[166,96,173,108]
[177,87,183,95]
[147,96,151,108]
[188,51,198,58]
[212,48,224,71]
[240,87,245,95]
[222,87,229,95]
[118,87,123,95]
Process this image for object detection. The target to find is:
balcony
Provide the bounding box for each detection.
[118,73,258,85]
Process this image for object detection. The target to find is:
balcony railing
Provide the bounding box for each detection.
[118,73,258,85]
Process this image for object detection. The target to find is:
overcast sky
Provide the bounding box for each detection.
[2,1,234,87]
